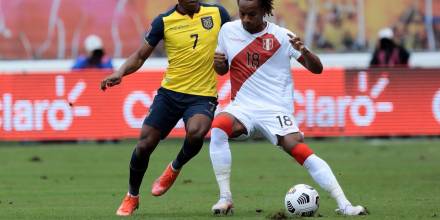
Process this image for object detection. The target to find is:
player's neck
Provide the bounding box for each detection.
[176,4,200,17]
[247,21,267,34]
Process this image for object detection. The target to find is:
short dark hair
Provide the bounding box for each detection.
[237,0,274,16]
[260,0,274,16]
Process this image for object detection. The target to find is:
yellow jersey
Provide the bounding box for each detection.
[145,3,230,97]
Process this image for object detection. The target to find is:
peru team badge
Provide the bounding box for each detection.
[201,16,214,30]
[263,38,274,51]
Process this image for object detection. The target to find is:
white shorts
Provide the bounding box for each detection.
[223,102,300,145]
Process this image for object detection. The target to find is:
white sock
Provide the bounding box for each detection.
[209,128,232,200]
[127,192,139,198]
[303,154,351,209]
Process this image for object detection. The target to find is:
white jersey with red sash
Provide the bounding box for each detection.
[216,20,302,113]
[216,20,303,144]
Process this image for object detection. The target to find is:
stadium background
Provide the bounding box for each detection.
[0,1,439,219]
[1,0,439,59]
[1,0,440,140]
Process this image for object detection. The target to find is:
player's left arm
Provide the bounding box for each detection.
[213,5,231,76]
[213,52,229,75]
[288,33,323,74]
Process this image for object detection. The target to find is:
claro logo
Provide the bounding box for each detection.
[0,76,90,131]
[123,91,153,128]
[294,72,393,127]
[123,91,186,129]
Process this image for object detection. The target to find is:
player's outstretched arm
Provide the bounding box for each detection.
[213,52,229,75]
[288,34,323,74]
[101,42,155,91]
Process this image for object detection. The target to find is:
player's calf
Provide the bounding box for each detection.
[289,143,314,165]
[211,114,234,137]
[290,143,367,216]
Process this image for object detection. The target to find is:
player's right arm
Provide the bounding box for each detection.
[101,43,154,91]
[101,14,165,91]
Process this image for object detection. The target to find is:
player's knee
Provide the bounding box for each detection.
[136,125,161,153]
[290,143,314,165]
[186,127,205,142]
[212,114,234,137]
[136,140,154,156]
[136,133,160,155]
[298,132,305,142]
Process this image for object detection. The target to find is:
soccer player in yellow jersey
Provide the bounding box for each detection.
[100,0,230,216]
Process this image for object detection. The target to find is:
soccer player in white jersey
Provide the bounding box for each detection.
[209,0,367,216]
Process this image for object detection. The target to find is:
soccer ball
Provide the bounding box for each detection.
[284,184,319,217]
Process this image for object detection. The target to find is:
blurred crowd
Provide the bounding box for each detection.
[0,0,439,60]
[308,1,438,52]
[214,0,440,53]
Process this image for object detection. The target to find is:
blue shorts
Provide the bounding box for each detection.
[144,87,218,139]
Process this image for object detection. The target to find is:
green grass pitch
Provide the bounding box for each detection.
[0,138,439,220]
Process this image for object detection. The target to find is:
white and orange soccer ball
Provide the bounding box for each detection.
[284,184,319,217]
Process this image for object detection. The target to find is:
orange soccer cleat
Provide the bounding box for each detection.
[116,194,139,216]
[151,163,180,196]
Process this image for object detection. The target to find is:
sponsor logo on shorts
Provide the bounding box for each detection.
[208,101,217,112]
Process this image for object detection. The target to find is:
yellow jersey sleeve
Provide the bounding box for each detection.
[145,4,230,97]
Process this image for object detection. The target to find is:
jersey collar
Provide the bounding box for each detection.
[175,4,201,17]
[243,21,270,38]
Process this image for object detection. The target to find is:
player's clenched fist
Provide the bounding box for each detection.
[100,73,122,91]
[213,52,229,75]
[214,52,228,68]
[287,33,308,54]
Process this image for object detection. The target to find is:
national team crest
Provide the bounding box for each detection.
[201,16,214,30]
[262,38,274,51]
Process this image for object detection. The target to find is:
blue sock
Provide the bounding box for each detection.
[128,148,149,196]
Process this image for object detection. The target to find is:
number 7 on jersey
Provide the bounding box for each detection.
[191,34,198,49]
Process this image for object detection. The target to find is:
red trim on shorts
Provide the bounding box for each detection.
[212,115,234,137]
[290,143,314,165]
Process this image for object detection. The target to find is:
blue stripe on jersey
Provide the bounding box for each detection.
[145,4,230,47]
[201,3,231,25]
[144,6,176,47]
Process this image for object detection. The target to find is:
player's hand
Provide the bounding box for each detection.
[214,52,228,68]
[100,73,122,91]
[288,33,308,54]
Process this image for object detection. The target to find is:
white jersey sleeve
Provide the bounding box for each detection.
[216,24,228,58]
